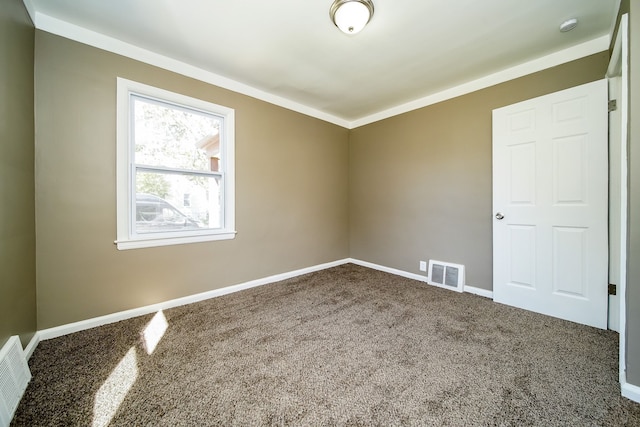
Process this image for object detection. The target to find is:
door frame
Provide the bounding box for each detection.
[607,13,629,393]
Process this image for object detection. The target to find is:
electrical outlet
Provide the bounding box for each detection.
[419,261,427,272]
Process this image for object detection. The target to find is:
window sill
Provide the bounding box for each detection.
[115,231,237,250]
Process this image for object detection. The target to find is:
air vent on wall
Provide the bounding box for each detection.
[427,260,465,292]
[0,336,31,427]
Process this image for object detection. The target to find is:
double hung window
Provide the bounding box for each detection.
[116,78,235,250]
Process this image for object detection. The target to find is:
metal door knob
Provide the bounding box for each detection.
[495,212,504,220]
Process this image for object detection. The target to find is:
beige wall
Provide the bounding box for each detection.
[349,52,608,290]
[34,32,349,329]
[17,3,640,394]
[30,10,640,393]
[625,0,640,386]
[0,0,37,348]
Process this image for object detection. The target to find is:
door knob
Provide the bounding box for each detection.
[495,212,504,220]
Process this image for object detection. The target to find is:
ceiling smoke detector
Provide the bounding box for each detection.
[559,18,578,32]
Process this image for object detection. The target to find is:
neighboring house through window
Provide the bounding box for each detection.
[116,78,236,250]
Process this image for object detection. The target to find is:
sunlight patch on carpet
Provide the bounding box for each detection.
[92,347,138,427]
[142,310,169,355]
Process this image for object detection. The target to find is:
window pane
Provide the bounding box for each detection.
[133,96,222,172]
[135,170,222,234]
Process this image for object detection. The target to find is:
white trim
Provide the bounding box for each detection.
[32,9,609,130]
[37,259,351,341]
[464,285,493,299]
[115,77,237,250]
[115,231,238,250]
[24,254,635,404]
[23,333,40,360]
[32,13,350,129]
[348,258,492,298]
[618,13,629,390]
[608,13,629,388]
[33,258,493,343]
[621,380,640,403]
[350,36,610,128]
[349,258,430,282]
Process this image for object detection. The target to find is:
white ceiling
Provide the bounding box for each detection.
[25,0,618,127]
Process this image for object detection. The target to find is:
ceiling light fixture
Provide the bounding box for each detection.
[559,18,578,32]
[330,0,374,35]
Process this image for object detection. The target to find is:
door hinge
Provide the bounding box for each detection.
[608,283,617,295]
[608,99,617,112]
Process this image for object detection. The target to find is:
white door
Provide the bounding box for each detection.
[492,79,608,329]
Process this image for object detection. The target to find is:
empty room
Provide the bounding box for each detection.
[2,0,640,425]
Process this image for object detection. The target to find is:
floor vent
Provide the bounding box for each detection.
[427,260,465,292]
[0,336,31,427]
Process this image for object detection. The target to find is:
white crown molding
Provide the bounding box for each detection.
[32,12,351,129]
[32,10,609,130]
[350,35,610,128]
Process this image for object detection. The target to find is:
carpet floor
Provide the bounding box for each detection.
[11,264,640,426]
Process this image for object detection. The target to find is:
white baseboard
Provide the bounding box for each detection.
[24,333,40,360]
[348,258,493,298]
[349,258,430,283]
[36,258,491,344]
[622,380,640,403]
[464,285,493,299]
[38,258,351,342]
[23,257,636,406]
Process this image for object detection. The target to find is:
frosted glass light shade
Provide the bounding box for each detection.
[330,0,374,35]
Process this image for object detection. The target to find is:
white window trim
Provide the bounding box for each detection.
[115,77,236,250]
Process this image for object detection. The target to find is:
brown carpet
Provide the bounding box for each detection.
[11,264,640,426]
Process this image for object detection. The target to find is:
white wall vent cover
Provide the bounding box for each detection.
[427,260,465,292]
[0,336,31,427]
